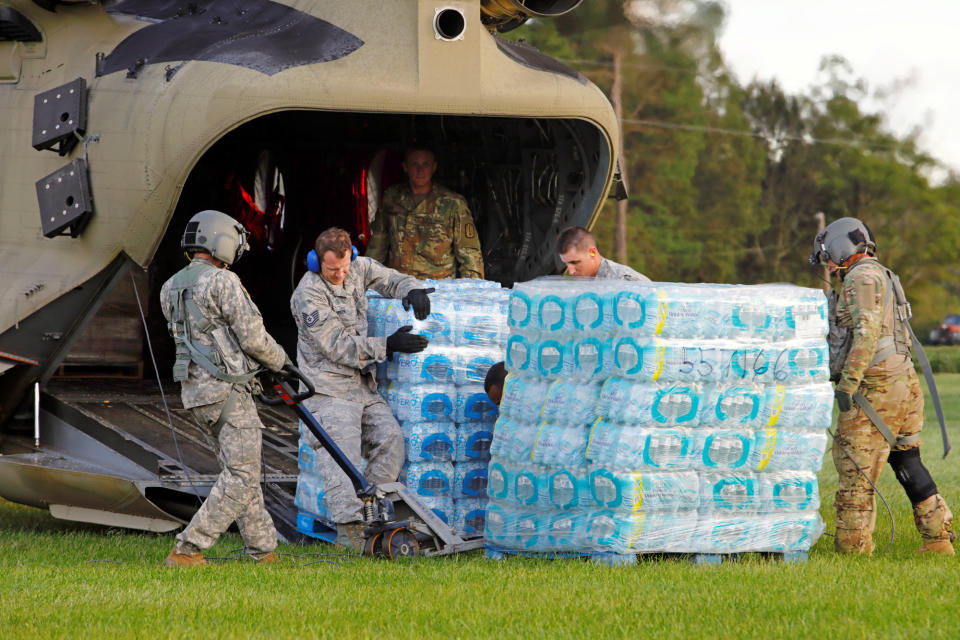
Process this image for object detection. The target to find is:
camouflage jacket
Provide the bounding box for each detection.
[366,183,484,279]
[160,257,286,409]
[595,257,651,282]
[835,257,913,394]
[290,256,420,396]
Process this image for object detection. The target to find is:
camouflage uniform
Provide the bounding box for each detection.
[367,183,484,279]
[832,257,953,553]
[160,257,286,559]
[595,257,651,282]
[290,256,419,523]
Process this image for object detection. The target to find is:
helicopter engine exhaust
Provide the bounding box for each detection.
[480,0,584,32]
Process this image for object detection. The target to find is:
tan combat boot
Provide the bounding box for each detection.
[255,552,280,564]
[918,531,957,556]
[335,521,365,550]
[163,546,207,567]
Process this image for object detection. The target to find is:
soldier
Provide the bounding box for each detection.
[366,146,484,279]
[160,210,289,567]
[556,226,650,281]
[811,217,954,555]
[291,227,433,549]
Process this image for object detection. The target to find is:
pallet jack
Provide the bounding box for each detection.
[259,365,485,559]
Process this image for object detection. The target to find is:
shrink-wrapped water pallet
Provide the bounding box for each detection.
[486,277,829,561]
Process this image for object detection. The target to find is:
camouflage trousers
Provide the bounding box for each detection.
[833,371,952,553]
[177,392,277,559]
[302,387,404,523]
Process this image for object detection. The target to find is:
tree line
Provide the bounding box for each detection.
[506,0,960,333]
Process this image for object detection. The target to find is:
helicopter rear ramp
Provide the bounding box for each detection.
[0,379,304,540]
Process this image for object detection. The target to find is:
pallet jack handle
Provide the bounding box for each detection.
[259,364,376,499]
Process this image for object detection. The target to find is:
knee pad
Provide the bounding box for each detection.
[888,448,938,505]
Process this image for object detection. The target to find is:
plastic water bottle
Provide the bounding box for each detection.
[389,348,456,384]
[536,291,570,338]
[534,338,568,379]
[514,510,549,551]
[779,292,829,340]
[583,510,642,553]
[498,375,550,422]
[298,440,322,475]
[486,460,510,502]
[763,383,833,429]
[455,422,493,462]
[386,383,456,423]
[562,337,614,381]
[489,417,539,463]
[587,467,699,513]
[597,378,653,425]
[452,498,487,537]
[508,289,538,337]
[505,334,534,376]
[483,502,513,545]
[295,472,328,520]
[540,465,589,511]
[605,285,651,336]
[402,422,455,463]
[453,460,488,499]
[531,423,589,466]
[455,385,499,423]
[753,428,828,472]
[765,340,829,384]
[694,429,754,470]
[758,471,820,512]
[498,462,541,507]
[454,300,508,349]
[410,298,454,344]
[727,298,775,340]
[418,495,455,525]
[699,472,759,514]
[691,517,757,553]
[403,461,454,497]
[635,427,697,470]
[758,513,825,552]
[699,384,764,428]
[453,348,498,387]
[545,511,588,551]
[540,379,603,426]
[585,419,620,466]
[723,346,774,383]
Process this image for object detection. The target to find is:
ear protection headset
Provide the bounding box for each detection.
[307,245,358,273]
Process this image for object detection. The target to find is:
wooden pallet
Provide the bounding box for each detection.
[483,544,808,566]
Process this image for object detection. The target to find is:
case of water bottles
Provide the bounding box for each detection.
[486,277,829,556]
[366,278,507,534]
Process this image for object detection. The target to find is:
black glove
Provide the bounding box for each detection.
[835,389,853,412]
[402,287,435,321]
[386,325,429,358]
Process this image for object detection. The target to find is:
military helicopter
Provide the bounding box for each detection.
[0,0,619,540]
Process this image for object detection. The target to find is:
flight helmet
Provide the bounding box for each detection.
[180,210,250,266]
[808,217,876,266]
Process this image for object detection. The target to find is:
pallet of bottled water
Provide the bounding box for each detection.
[485,277,829,560]
[294,278,506,539]
[360,279,506,536]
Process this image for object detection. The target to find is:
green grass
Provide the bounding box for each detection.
[920,345,960,374]
[3,377,960,639]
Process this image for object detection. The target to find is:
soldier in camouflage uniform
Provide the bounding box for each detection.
[160,210,289,567]
[366,147,484,279]
[291,227,433,548]
[812,217,954,555]
[556,226,651,281]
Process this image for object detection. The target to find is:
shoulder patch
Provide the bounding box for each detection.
[302,310,320,328]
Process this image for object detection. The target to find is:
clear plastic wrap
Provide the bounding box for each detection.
[402,421,456,463]
[485,277,829,556]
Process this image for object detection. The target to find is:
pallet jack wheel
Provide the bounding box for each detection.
[362,532,383,558]
[385,527,420,560]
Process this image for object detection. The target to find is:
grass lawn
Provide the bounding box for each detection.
[3,376,960,639]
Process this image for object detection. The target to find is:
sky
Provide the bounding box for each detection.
[719,0,960,175]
